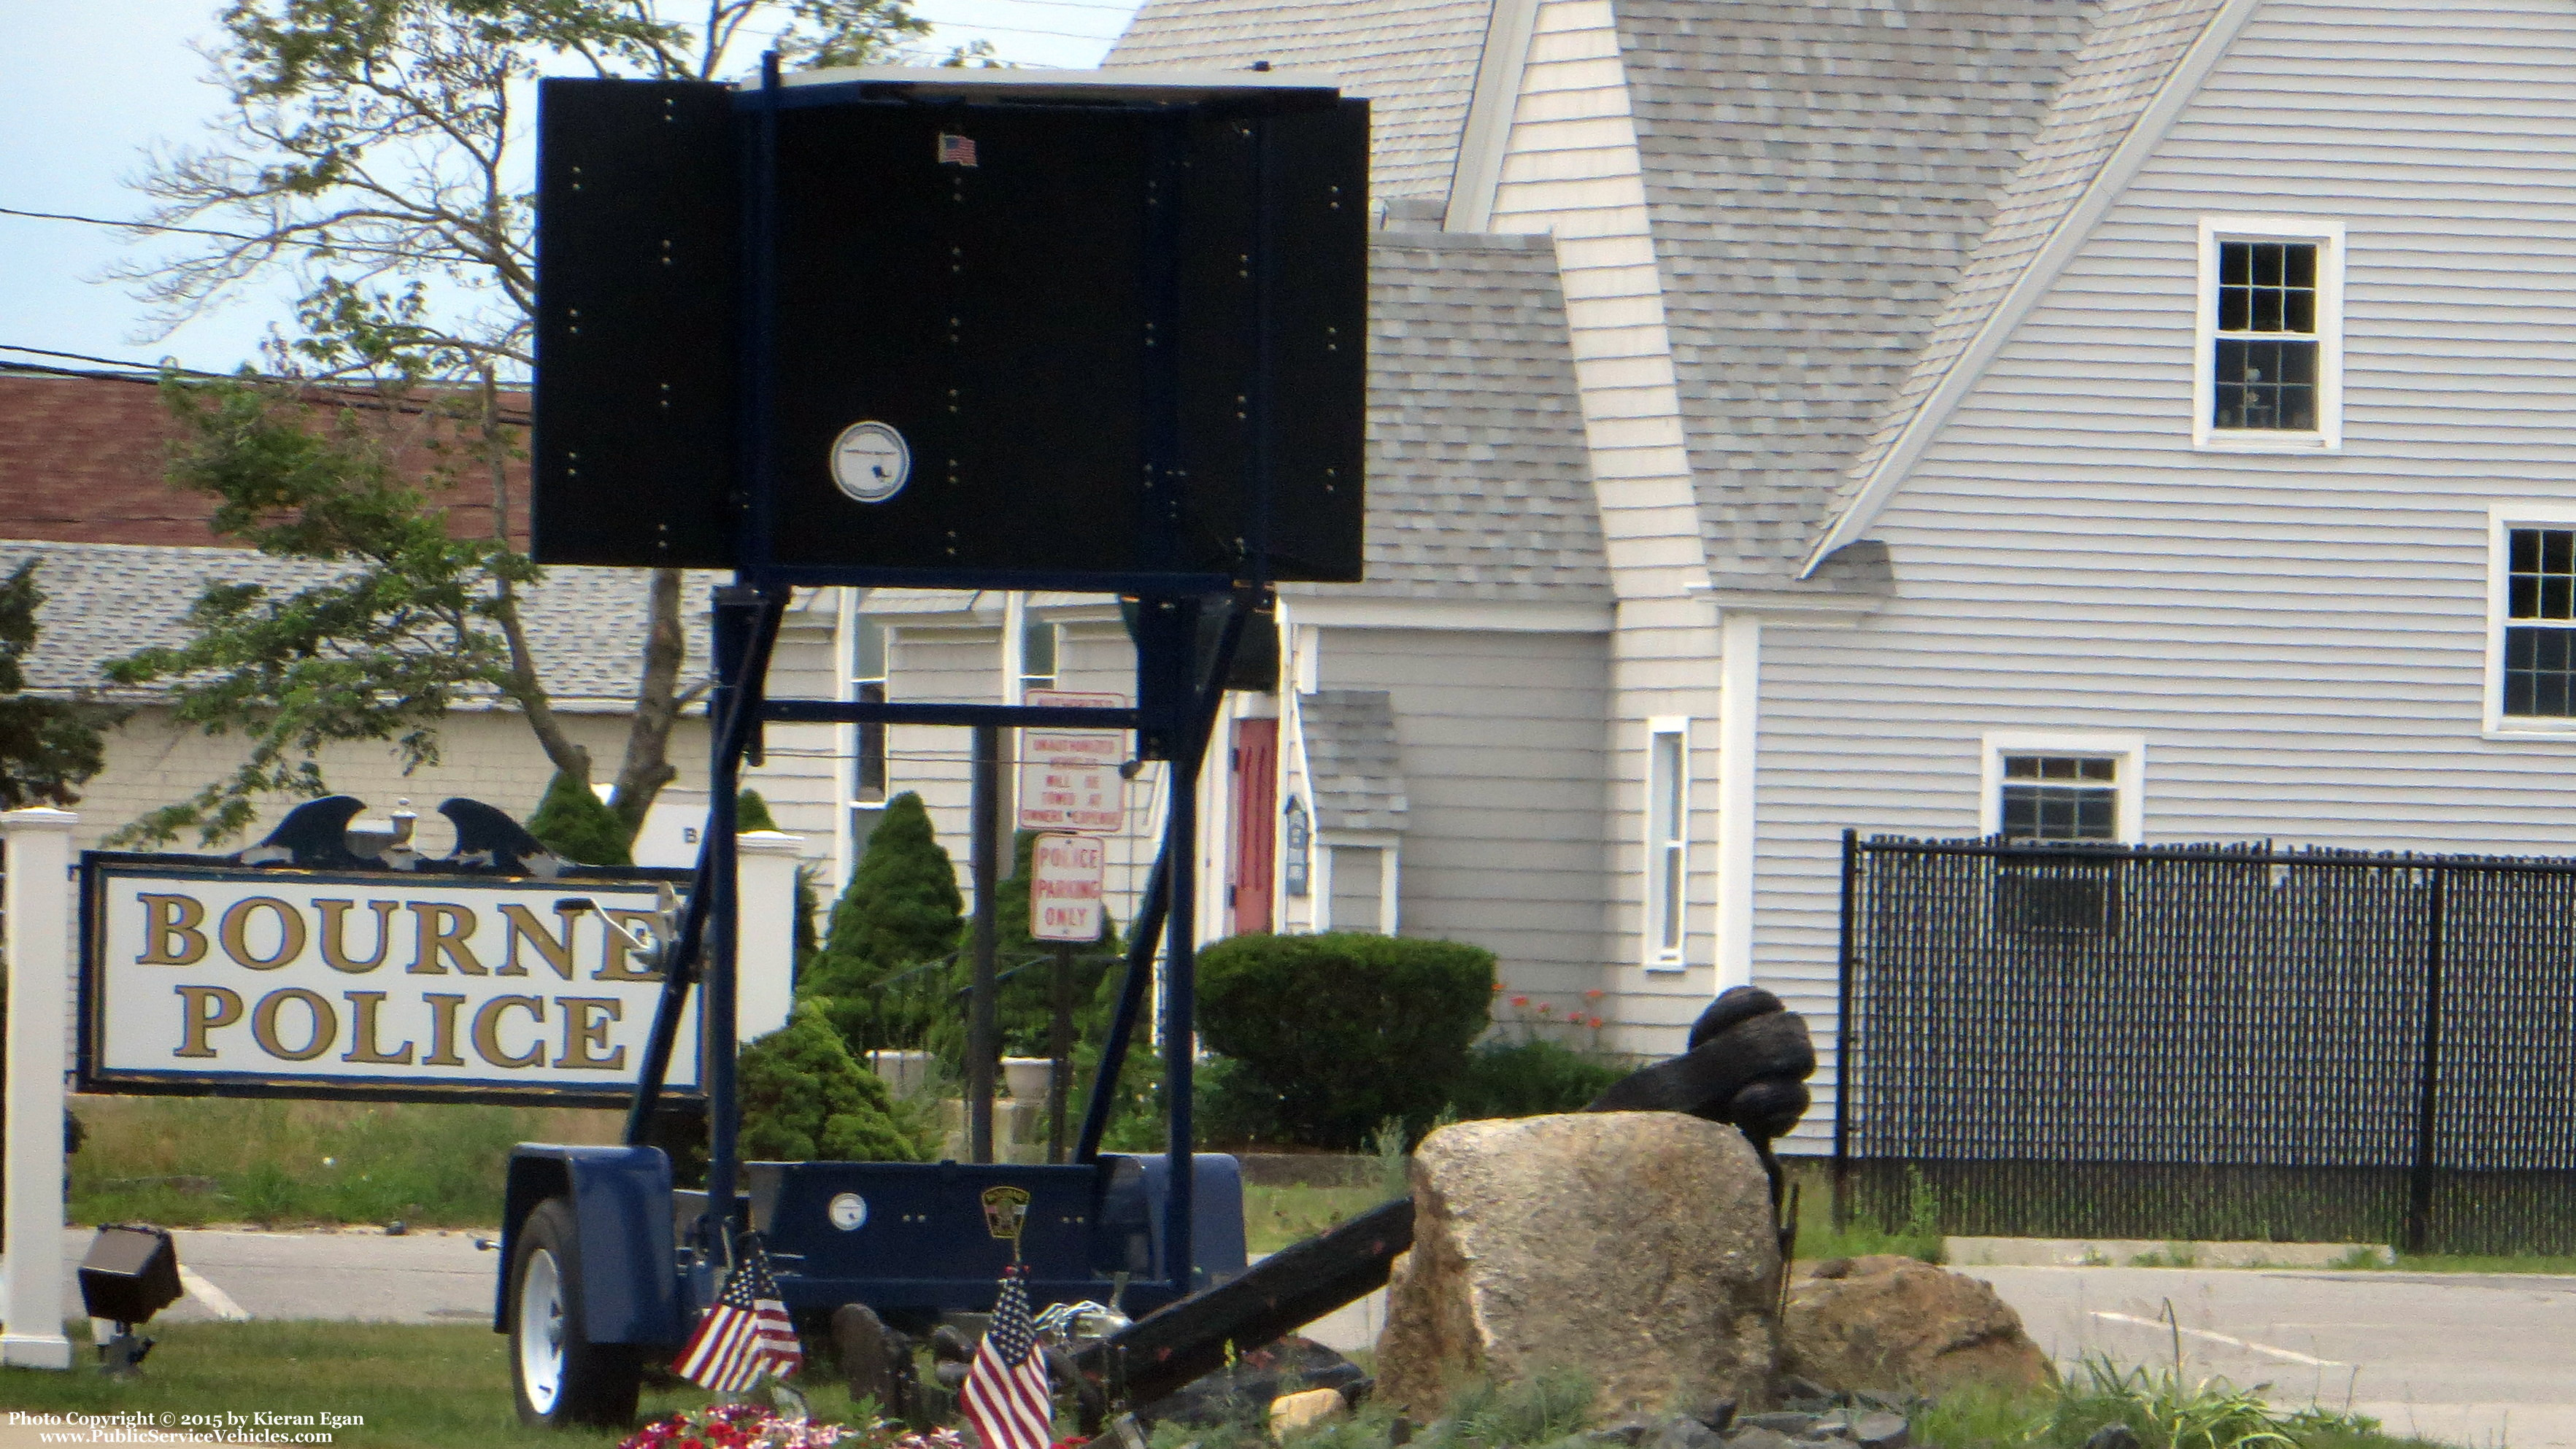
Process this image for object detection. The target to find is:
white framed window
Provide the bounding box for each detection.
[2192,216,2344,452]
[851,616,889,803]
[2482,503,2576,737]
[1020,612,1059,696]
[1644,717,1690,970]
[1978,731,2145,843]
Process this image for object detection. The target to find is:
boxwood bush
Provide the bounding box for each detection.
[1446,1038,1624,1122]
[1195,932,1495,1149]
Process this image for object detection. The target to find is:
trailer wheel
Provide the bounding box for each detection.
[511,1198,643,1428]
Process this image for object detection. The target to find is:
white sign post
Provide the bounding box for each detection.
[1017,690,1127,835]
[1030,833,1108,943]
[3,807,78,1369]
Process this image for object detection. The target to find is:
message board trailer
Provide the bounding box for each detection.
[506,61,1366,1429]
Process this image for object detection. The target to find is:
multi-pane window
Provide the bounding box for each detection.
[1646,726,1688,965]
[2212,240,2319,432]
[852,617,889,802]
[2504,527,2576,718]
[1999,755,2118,841]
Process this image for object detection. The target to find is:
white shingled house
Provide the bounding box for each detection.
[795,0,2576,1151]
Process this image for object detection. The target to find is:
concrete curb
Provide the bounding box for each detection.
[1946,1236,2395,1269]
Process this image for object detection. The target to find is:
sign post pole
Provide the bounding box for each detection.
[2,807,77,1370]
[969,724,1003,1164]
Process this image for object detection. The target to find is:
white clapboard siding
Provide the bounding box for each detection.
[1483,0,1732,1035]
[741,603,846,867]
[1315,626,1612,1000]
[884,623,1000,908]
[1759,0,2576,1153]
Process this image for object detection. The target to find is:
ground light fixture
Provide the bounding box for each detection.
[77,1224,182,1377]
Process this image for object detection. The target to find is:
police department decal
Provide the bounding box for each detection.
[830,422,911,503]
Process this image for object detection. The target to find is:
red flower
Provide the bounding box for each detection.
[1511,995,1529,1007]
[1537,1002,1554,1015]
[1585,988,1605,999]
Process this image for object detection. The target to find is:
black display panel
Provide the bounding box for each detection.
[531,76,1367,587]
[532,80,739,568]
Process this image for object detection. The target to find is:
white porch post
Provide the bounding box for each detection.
[736,830,807,1043]
[1713,616,1762,992]
[2,807,77,1369]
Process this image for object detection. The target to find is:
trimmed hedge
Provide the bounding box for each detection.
[737,1002,938,1163]
[1196,932,1495,1150]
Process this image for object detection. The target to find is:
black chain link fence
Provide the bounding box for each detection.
[1833,832,2576,1255]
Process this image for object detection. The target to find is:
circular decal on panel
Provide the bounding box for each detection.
[830,422,911,503]
[828,1192,869,1232]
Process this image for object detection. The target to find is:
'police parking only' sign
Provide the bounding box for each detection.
[80,856,699,1103]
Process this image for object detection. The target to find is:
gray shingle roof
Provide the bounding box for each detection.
[0,540,718,711]
[1831,0,2227,529]
[1327,230,1611,605]
[1614,0,2104,589]
[1300,689,1407,832]
[1103,0,1492,206]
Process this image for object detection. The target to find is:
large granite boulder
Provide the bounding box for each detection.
[1375,1113,1780,1418]
[1781,1256,2052,1397]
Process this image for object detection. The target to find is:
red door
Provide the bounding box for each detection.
[1230,718,1279,934]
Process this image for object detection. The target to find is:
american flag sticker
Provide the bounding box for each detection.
[938,133,979,167]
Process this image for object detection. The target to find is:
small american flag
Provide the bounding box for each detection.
[674,1237,802,1393]
[938,132,979,167]
[960,1267,1054,1449]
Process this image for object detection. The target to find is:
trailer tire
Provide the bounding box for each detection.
[511,1198,644,1428]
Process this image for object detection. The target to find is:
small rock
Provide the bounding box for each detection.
[1270,1388,1349,1439]
[1592,1421,1656,1446]
[2083,1428,2140,1449]
[1389,1418,1414,1448]
[385,1221,407,1236]
[1687,1400,1738,1434]
[1652,1418,1724,1449]
[1743,1414,1821,1436]
[1810,1259,1854,1280]
[1728,1429,1800,1449]
[1781,1377,1837,1404]
[1854,1413,1910,1449]
[1809,1415,1851,1438]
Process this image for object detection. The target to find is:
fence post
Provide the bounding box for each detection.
[1,808,77,1370]
[1833,827,1859,1230]
[2406,864,2448,1256]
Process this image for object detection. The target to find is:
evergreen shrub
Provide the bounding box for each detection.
[1196,932,1495,1149]
[737,1002,938,1163]
[1445,1038,1624,1122]
[801,792,961,1054]
[525,771,632,866]
[928,830,1120,1068]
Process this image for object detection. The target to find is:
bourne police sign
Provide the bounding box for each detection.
[80,855,698,1104]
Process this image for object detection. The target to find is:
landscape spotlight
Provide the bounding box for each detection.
[78,1224,182,1377]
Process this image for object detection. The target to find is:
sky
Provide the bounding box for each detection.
[0,0,1144,377]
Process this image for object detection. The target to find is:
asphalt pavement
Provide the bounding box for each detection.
[3,1234,2571,1448]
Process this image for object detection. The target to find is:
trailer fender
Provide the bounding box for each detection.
[498,1144,683,1345]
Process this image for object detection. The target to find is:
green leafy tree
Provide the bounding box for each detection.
[801,792,962,1053]
[0,562,112,809]
[104,1,977,846]
[737,1003,938,1163]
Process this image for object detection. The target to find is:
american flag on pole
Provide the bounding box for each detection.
[938,133,979,167]
[674,1237,803,1393]
[960,1267,1054,1449]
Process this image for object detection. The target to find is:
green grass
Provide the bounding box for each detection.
[0,1324,2477,1449]
[0,1319,884,1449]
[2372,1251,2576,1275]
[1243,1182,1393,1254]
[66,1097,622,1229]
